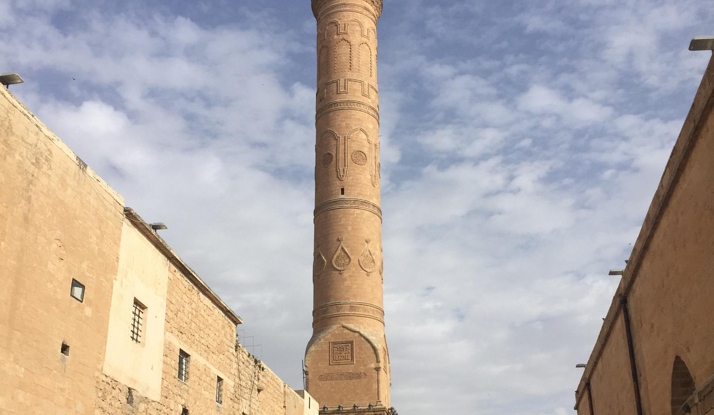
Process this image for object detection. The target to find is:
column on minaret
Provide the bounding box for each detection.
[305,0,390,413]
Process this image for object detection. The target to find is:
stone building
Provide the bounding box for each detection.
[0,82,318,414]
[574,55,714,415]
[304,1,393,414]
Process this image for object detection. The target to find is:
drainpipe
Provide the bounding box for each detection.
[586,382,595,415]
[620,296,644,415]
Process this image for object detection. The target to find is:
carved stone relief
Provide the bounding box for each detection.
[322,130,349,180]
[334,39,352,73]
[313,246,327,280]
[322,152,334,167]
[332,237,352,273]
[317,372,366,382]
[359,239,377,275]
[330,341,355,365]
[352,150,368,166]
[359,43,373,77]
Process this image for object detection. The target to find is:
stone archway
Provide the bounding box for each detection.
[671,356,696,414]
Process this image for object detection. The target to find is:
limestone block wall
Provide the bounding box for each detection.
[95,251,315,415]
[575,55,714,415]
[96,231,312,415]
[0,86,125,415]
[0,79,316,415]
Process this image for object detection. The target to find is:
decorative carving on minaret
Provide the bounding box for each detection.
[322,152,334,167]
[332,237,352,273]
[312,0,384,19]
[352,150,368,166]
[359,43,373,77]
[359,239,377,275]
[335,133,349,180]
[334,39,352,73]
[314,247,327,281]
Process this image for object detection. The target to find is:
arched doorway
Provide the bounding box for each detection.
[671,356,696,414]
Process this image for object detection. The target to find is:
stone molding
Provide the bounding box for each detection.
[313,301,385,326]
[318,78,379,104]
[315,198,382,221]
[316,100,380,123]
[313,0,383,20]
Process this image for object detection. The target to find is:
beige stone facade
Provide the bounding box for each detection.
[574,54,714,415]
[0,83,318,415]
[305,0,391,413]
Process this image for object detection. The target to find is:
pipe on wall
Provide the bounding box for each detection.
[620,296,644,415]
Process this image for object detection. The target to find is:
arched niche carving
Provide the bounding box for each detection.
[359,43,373,77]
[334,39,352,73]
[318,46,329,80]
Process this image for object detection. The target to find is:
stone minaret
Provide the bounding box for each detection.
[305,0,390,413]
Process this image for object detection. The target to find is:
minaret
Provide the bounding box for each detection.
[305,0,390,413]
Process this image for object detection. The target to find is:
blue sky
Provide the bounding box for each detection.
[1,0,712,413]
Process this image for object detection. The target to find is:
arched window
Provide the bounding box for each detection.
[671,356,696,414]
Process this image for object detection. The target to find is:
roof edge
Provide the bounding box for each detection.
[574,53,714,408]
[124,207,243,326]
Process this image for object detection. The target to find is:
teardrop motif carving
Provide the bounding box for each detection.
[313,247,327,280]
[332,237,352,273]
[359,239,376,275]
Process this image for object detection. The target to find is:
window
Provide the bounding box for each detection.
[70,279,85,302]
[216,376,223,404]
[178,350,190,382]
[130,299,146,343]
[61,342,70,356]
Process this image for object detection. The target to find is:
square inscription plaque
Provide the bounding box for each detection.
[330,341,354,365]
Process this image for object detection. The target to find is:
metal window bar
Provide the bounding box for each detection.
[178,350,190,382]
[130,302,144,343]
[216,376,223,404]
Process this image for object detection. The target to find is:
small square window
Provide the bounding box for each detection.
[216,376,223,404]
[70,279,85,302]
[178,350,190,382]
[61,342,70,356]
[130,299,146,343]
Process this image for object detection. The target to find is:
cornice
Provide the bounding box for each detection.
[312,0,383,19]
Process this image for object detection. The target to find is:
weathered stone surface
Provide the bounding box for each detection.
[574,55,714,415]
[306,0,391,409]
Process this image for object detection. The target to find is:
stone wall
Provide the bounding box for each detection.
[575,55,714,415]
[0,86,125,414]
[0,77,316,415]
[94,224,317,415]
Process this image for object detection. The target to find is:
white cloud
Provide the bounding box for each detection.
[1,0,712,415]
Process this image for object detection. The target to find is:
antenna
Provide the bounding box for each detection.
[302,360,306,390]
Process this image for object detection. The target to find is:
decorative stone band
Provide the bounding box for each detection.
[312,0,383,20]
[317,372,367,382]
[317,100,380,124]
[313,301,385,326]
[315,197,382,222]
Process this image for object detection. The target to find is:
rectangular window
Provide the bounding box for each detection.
[130,299,145,343]
[70,279,85,302]
[178,350,190,382]
[216,376,223,404]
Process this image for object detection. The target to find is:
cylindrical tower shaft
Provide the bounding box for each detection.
[306,0,390,411]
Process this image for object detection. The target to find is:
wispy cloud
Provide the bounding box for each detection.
[1,0,711,414]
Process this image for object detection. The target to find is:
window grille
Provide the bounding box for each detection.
[178,350,190,382]
[130,300,145,343]
[216,376,223,404]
